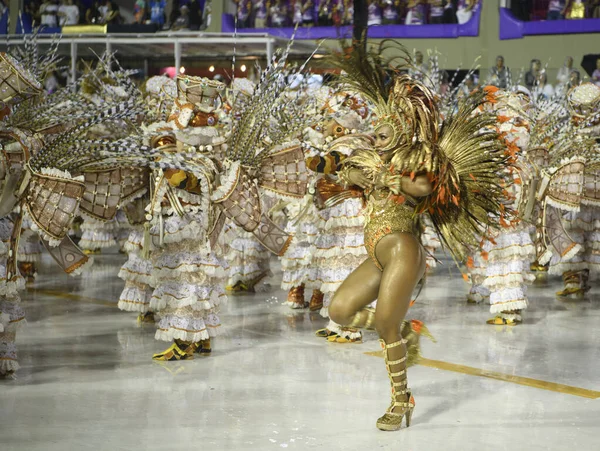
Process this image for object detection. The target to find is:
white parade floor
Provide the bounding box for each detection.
[1,252,599,451]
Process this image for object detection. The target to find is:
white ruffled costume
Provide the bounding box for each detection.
[280,184,320,307]
[482,90,536,323]
[546,84,600,293]
[143,77,228,347]
[118,227,154,314]
[306,90,371,340]
[117,77,176,316]
[0,218,26,376]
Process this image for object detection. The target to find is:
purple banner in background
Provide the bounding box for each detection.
[499,8,600,40]
[222,6,481,40]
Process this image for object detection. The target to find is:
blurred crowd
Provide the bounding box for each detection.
[23,0,209,30]
[510,0,600,21]
[26,0,122,26]
[486,54,600,99]
[234,0,479,28]
[402,51,600,106]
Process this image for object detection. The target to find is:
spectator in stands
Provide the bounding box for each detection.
[318,0,333,26]
[591,0,600,17]
[534,72,555,101]
[556,68,581,97]
[269,0,288,27]
[409,51,429,82]
[566,0,587,19]
[25,1,42,27]
[459,74,479,97]
[168,1,180,28]
[556,56,574,87]
[149,0,167,28]
[343,0,355,25]
[85,1,104,24]
[40,0,59,28]
[525,59,541,90]
[429,0,445,24]
[253,0,268,28]
[443,0,458,24]
[333,0,346,25]
[488,55,511,89]
[104,1,122,24]
[592,58,600,86]
[440,70,450,96]
[292,0,303,26]
[76,0,85,24]
[300,1,315,27]
[58,0,80,26]
[98,0,109,23]
[547,0,566,20]
[188,0,202,30]
[367,0,382,26]
[133,0,148,24]
[405,0,427,25]
[234,0,252,28]
[456,0,476,24]
[511,0,531,21]
[569,69,581,88]
[382,0,402,24]
[172,4,190,30]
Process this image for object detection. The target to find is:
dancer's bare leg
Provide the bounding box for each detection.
[373,232,426,342]
[328,258,381,326]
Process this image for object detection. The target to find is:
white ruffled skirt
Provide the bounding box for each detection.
[149,212,227,343]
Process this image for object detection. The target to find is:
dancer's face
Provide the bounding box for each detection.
[374,124,395,152]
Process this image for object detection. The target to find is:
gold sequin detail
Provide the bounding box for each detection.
[364,199,416,271]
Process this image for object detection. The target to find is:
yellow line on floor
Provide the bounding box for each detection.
[28,288,117,308]
[365,351,600,399]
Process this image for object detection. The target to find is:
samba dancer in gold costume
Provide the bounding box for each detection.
[323,41,513,431]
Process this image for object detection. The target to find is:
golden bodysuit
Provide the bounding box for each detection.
[364,193,417,271]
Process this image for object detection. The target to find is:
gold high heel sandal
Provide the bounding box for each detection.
[376,339,415,431]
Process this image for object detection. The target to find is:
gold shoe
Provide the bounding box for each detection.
[329,329,362,344]
[287,285,307,309]
[195,339,212,356]
[530,261,548,272]
[376,339,415,431]
[308,289,324,312]
[83,248,101,255]
[18,262,36,283]
[557,270,590,298]
[226,280,247,292]
[486,315,519,326]
[137,312,156,324]
[315,328,338,338]
[152,341,197,361]
[376,392,415,431]
[556,286,586,298]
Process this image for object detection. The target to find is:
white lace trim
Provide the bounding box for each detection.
[211,160,241,202]
[39,167,84,182]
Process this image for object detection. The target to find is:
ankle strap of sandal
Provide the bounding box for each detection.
[391,400,414,409]
[387,355,407,366]
[380,339,407,349]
